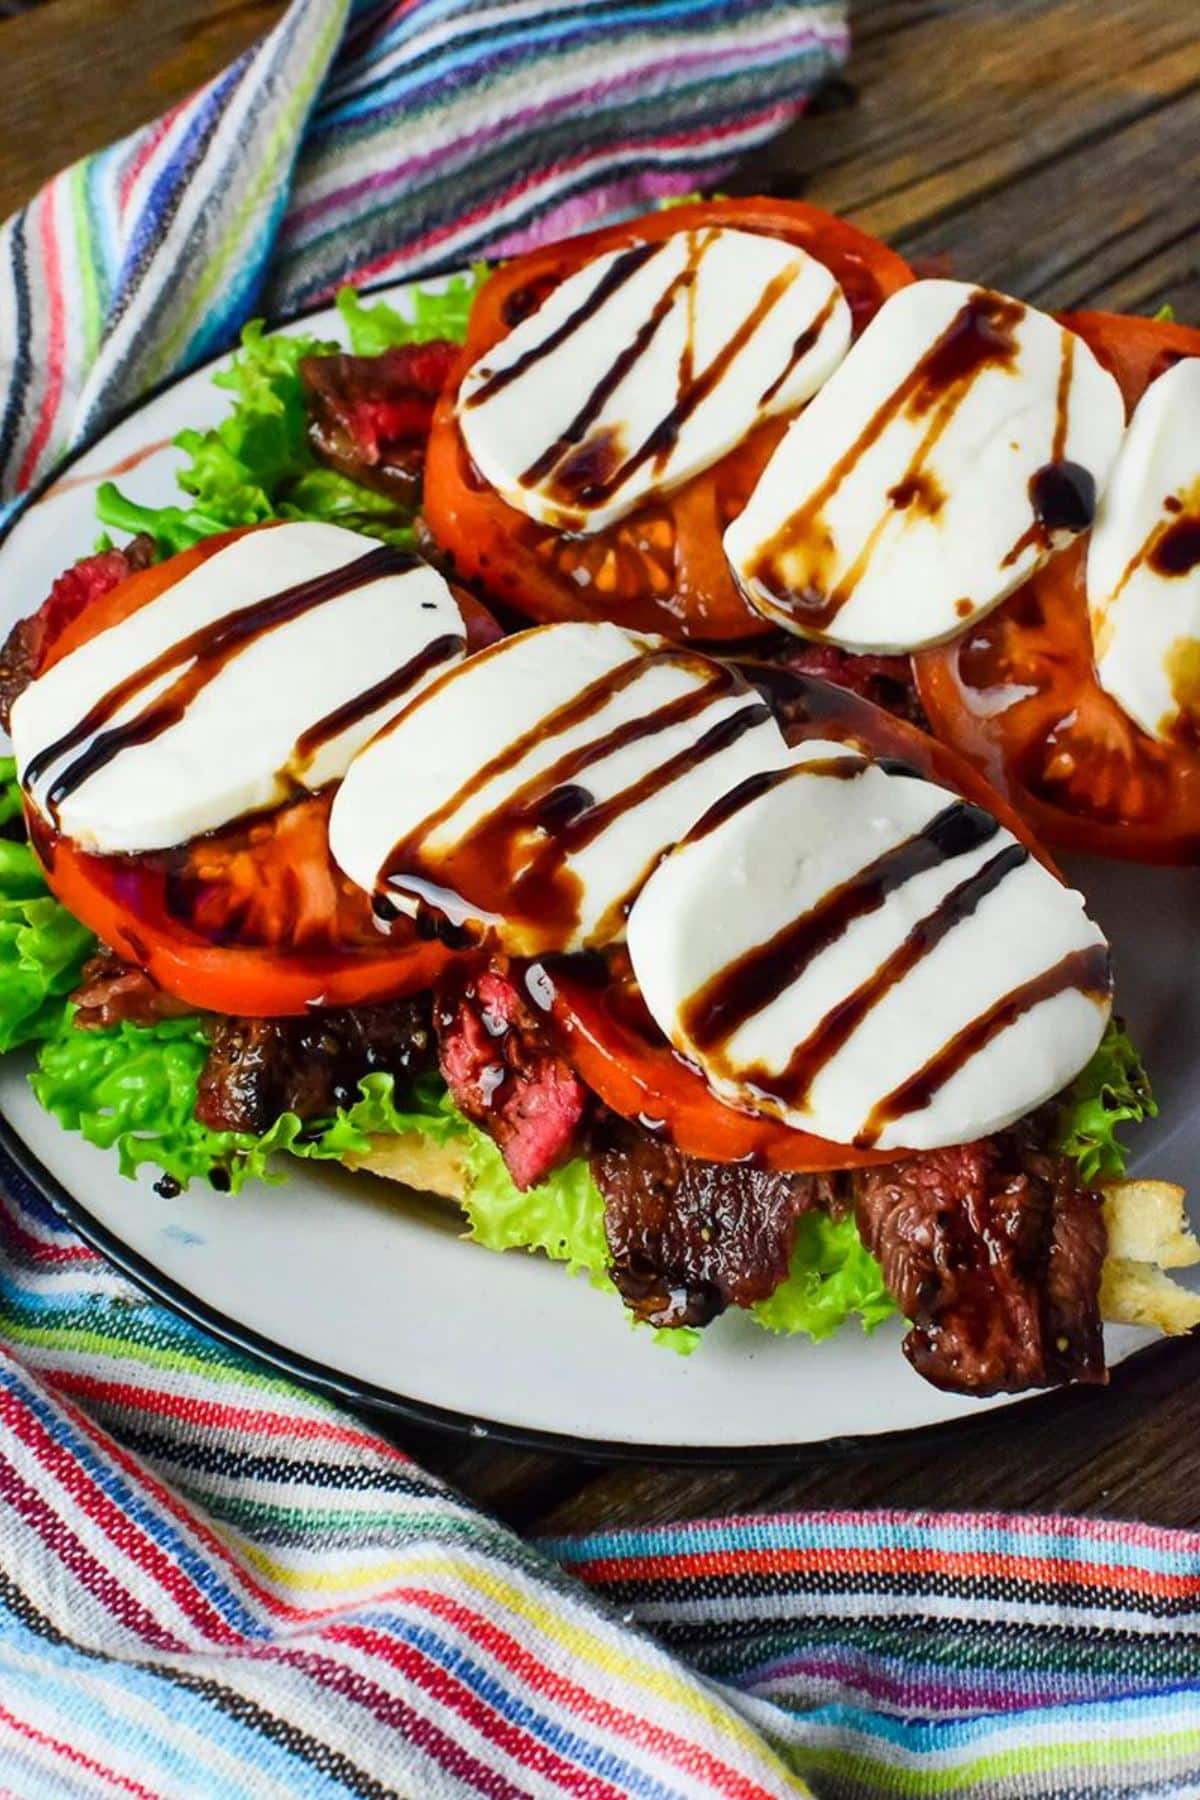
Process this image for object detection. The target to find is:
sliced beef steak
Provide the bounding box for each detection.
[436,966,588,1191]
[854,1128,1106,1396]
[71,950,195,1031]
[591,1121,828,1329]
[300,341,458,506]
[196,999,435,1135]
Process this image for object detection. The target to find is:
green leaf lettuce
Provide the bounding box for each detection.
[95,272,488,557]
[1051,1016,1155,1182]
[0,759,95,1052]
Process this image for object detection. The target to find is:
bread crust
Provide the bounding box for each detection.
[341,1132,470,1200]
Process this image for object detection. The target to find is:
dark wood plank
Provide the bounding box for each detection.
[0,0,285,220]
[735,0,1200,314]
[3,0,1199,1536]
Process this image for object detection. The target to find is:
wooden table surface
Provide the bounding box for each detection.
[3,0,1199,1536]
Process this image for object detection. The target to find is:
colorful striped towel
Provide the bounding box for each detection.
[0,0,849,509]
[7,1165,1200,1798]
[2,2,1198,1796]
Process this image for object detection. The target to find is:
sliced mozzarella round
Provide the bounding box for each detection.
[627,749,1111,1151]
[11,522,466,854]
[724,278,1125,653]
[1088,357,1200,741]
[329,620,787,955]
[457,227,850,535]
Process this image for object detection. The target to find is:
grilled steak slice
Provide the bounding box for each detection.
[855,1128,1106,1396]
[0,534,156,731]
[592,1120,828,1329]
[196,999,435,1135]
[71,950,194,1031]
[300,340,458,505]
[436,966,588,1191]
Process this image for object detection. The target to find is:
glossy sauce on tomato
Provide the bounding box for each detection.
[528,671,1054,1169]
[423,199,913,644]
[915,311,1200,863]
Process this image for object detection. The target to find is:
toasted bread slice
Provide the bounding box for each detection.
[340,1131,469,1200]
[1099,1180,1200,1334]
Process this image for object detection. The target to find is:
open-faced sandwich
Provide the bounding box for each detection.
[2,198,1198,1396]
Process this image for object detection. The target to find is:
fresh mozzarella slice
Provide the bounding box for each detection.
[627,748,1111,1151]
[12,522,466,854]
[1088,357,1200,741]
[457,227,850,535]
[329,620,787,955]
[724,278,1125,653]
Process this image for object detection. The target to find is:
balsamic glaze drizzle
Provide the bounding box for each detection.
[26,544,417,820]
[745,841,1029,1111]
[681,799,1002,1056]
[1150,514,1200,577]
[377,645,770,944]
[747,289,1027,624]
[470,226,838,521]
[529,250,809,511]
[465,240,664,411]
[856,944,1111,1145]
[291,632,464,773]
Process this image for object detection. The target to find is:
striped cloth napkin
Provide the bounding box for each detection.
[2,3,1198,1795]
[7,1163,1200,1797]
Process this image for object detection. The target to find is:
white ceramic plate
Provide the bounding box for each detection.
[1,277,1197,1458]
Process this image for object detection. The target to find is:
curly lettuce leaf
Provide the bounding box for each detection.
[336,267,487,356]
[0,759,95,1052]
[96,272,488,556]
[1052,1016,1155,1182]
[32,1013,254,1189]
[753,1210,896,1340]
[31,1018,453,1194]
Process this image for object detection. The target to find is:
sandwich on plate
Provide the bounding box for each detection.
[2,198,1198,1397]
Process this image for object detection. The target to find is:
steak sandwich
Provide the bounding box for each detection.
[2,197,1198,1398]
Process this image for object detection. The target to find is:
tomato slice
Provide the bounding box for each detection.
[423,199,913,644]
[537,673,1050,1169]
[540,956,894,1173]
[35,804,455,1017]
[915,311,1200,864]
[28,527,492,1014]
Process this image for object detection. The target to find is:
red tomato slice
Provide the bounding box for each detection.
[34,800,455,1017]
[537,672,1052,1169]
[28,528,491,1014]
[915,311,1200,864]
[541,957,894,1172]
[423,199,913,644]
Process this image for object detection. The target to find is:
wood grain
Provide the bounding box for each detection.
[0,0,285,218]
[734,0,1200,317]
[2,0,1198,1534]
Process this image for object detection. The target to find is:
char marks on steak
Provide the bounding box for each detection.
[0,534,156,731]
[71,950,195,1030]
[591,1120,829,1328]
[436,966,588,1191]
[300,341,459,506]
[196,999,435,1135]
[855,1126,1106,1396]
